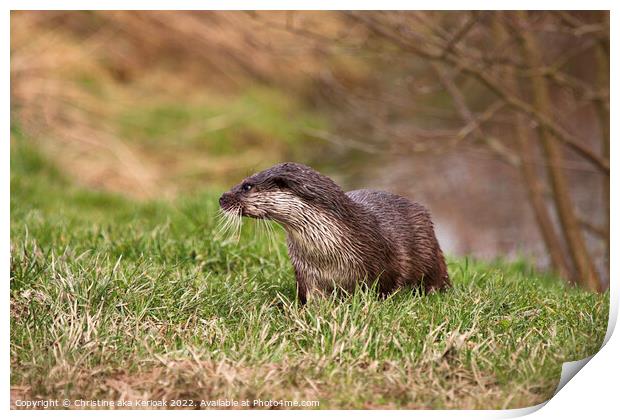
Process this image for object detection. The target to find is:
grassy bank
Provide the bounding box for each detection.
[10,142,609,409]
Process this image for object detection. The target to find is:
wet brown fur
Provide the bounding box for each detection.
[220,162,450,304]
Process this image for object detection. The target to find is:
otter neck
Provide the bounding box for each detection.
[281,196,381,264]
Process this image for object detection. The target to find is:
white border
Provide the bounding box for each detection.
[4,2,617,419]
[3,1,616,11]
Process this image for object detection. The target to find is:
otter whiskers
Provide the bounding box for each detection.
[257,217,278,253]
[216,205,243,242]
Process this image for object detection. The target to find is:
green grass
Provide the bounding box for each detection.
[117,87,324,157]
[10,141,609,409]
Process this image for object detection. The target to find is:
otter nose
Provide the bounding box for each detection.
[219,192,232,208]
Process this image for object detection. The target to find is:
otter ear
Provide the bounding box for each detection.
[272,176,290,189]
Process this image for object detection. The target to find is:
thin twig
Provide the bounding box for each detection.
[345,11,609,174]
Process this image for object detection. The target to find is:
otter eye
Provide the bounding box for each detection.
[242,183,253,192]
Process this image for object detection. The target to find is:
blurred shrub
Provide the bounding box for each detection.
[10,11,335,197]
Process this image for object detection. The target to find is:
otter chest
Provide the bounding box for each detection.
[286,231,366,291]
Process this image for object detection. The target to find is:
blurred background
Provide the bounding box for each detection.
[10,11,609,290]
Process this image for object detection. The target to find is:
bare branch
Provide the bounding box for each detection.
[345,11,609,174]
[301,127,383,154]
[433,62,519,166]
[439,12,480,58]
[579,217,608,241]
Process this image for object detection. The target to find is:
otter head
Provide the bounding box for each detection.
[219,162,349,229]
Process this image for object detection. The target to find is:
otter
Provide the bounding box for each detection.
[219,162,450,304]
